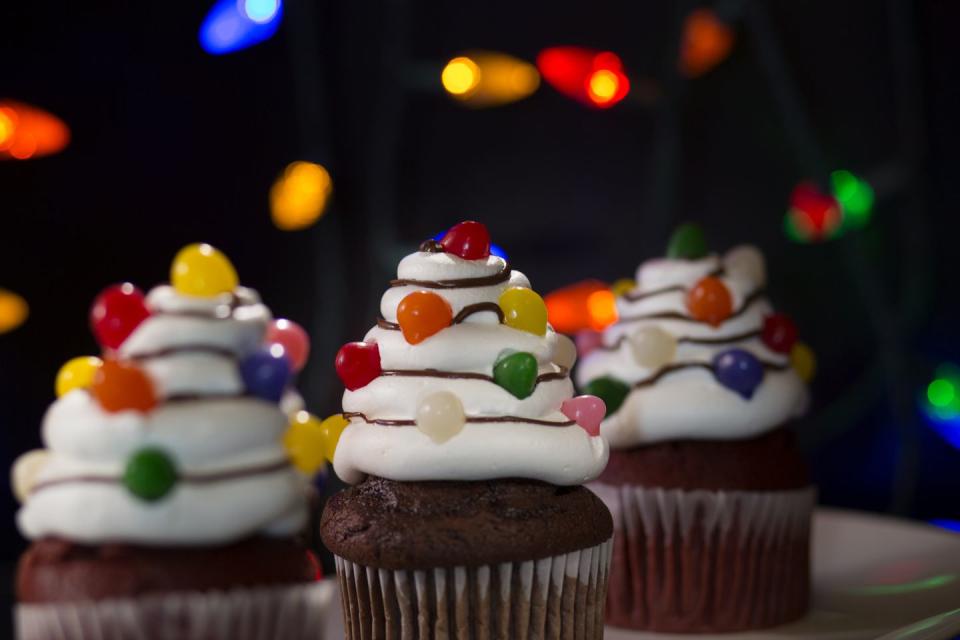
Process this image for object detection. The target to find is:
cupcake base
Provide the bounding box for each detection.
[335,539,611,640]
[590,482,814,633]
[17,536,313,603]
[16,581,333,640]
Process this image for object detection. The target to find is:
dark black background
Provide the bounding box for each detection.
[1,0,959,610]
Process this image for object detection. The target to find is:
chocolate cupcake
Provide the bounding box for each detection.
[576,225,815,632]
[12,244,327,640]
[321,221,613,639]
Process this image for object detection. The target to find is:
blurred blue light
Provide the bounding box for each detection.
[244,0,280,23]
[199,0,282,55]
[929,519,960,534]
[431,230,508,261]
[920,400,960,450]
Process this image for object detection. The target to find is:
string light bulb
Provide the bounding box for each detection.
[199,0,283,55]
[680,9,735,77]
[537,47,630,108]
[0,101,70,160]
[270,161,333,231]
[440,51,539,108]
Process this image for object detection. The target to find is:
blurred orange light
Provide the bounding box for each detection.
[545,280,610,334]
[587,289,618,329]
[0,101,70,160]
[270,161,333,231]
[0,289,29,334]
[441,51,540,108]
[680,9,734,78]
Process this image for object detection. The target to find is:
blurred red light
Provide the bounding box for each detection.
[537,47,631,108]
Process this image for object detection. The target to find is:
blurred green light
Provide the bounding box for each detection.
[831,169,874,229]
[783,209,807,244]
[928,379,956,408]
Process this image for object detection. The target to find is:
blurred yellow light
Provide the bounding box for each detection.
[0,289,29,334]
[442,57,481,96]
[442,51,540,108]
[0,109,15,148]
[270,161,333,231]
[588,70,619,103]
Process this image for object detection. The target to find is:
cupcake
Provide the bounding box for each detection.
[576,224,815,632]
[320,221,613,639]
[12,244,328,639]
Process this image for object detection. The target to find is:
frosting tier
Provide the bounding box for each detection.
[333,247,609,485]
[16,285,307,545]
[575,246,808,449]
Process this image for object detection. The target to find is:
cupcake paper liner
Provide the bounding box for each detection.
[334,538,612,640]
[589,483,815,633]
[15,581,334,640]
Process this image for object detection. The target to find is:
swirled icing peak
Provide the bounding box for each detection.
[575,229,810,450]
[13,243,314,546]
[331,221,609,485]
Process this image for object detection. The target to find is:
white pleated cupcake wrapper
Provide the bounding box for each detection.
[15,581,334,640]
[588,483,815,632]
[335,538,612,640]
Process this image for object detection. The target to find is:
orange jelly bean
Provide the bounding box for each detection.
[92,359,158,413]
[686,276,733,326]
[397,291,453,344]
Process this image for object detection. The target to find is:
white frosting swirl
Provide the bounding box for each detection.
[16,285,308,545]
[575,245,808,449]
[333,250,609,485]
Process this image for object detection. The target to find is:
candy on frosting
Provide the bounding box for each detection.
[576,244,809,449]
[332,223,609,485]
[15,246,309,545]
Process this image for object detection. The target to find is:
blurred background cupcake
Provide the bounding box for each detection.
[576,225,813,631]
[12,245,328,639]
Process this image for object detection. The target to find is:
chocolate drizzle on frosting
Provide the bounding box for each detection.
[617,288,766,325]
[620,267,725,302]
[343,412,575,428]
[127,345,239,361]
[378,301,507,331]
[633,359,789,389]
[419,239,444,253]
[30,458,291,496]
[593,328,764,352]
[381,366,569,387]
[389,264,513,289]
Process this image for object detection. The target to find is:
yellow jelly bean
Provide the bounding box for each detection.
[170,243,239,297]
[283,411,327,476]
[791,341,816,382]
[499,287,548,336]
[610,278,636,297]
[319,413,350,463]
[55,356,103,397]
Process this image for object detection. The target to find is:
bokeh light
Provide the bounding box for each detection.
[199,0,283,55]
[441,51,539,108]
[783,182,842,243]
[0,289,29,334]
[270,161,333,231]
[537,47,630,108]
[441,57,481,97]
[243,0,280,23]
[680,9,735,77]
[921,363,960,449]
[545,280,612,334]
[831,169,875,229]
[0,101,70,161]
[586,289,618,330]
